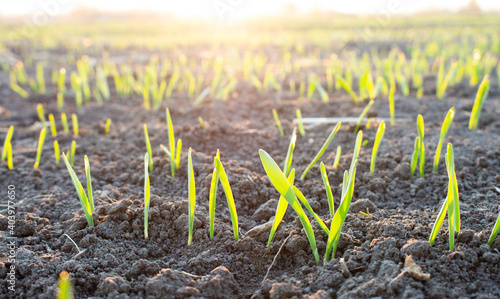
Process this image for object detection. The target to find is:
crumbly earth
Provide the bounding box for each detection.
[0,62,499,299]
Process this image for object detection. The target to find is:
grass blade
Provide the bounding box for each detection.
[333,145,341,169]
[54,140,60,164]
[300,122,342,180]
[296,109,305,136]
[188,148,196,244]
[410,137,420,178]
[215,156,239,240]
[209,150,221,237]
[144,153,150,238]
[166,108,176,176]
[143,124,153,172]
[433,107,455,173]
[320,162,334,216]
[488,211,500,245]
[62,153,93,227]
[469,75,490,130]
[57,271,74,299]
[259,149,319,264]
[283,128,297,176]
[272,109,284,137]
[71,113,79,137]
[175,138,182,169]
[1,125,14,161]
[267,169,295,247]
[370,121,386,173]
[417,115,425,177]
[34,127,46,169]
[84,155,94,211]
[292,185,329,235]
[354,100,374,133]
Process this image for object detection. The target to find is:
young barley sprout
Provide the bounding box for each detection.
[469,75,490,130]
[1,125,14,161]
[166,108,176,177]
[488,209,500,245]
[104,118,112,135]
[355,99,374,133]
[333,145,341,169]
[61,113,69,133]
[417,114,425,177]
[433,107,455,173]
[267,169,295,246]
[187,148,196,244]
[62,153,94,227]
[144,153,151,238]
[320,162,335,216]
[72,113,79,137]
[259,149,319,265]
[34,127,46,169]
[429,143,460,250]
[57,271,74,299]
[143,124,153,172]
[272,109,284,137]
[54,141,60,164]
[214,155,239,240]
[296,109,305,137]
[49,114,57,137]
[410,136,420,178]
[6,142,13,169]
[370,121,386,173]
[300,122,342,180]
[209,150,221,237]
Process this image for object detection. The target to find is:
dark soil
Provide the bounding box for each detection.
[0,62,500,299]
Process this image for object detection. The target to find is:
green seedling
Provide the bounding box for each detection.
[469,75,490,130]
[429,143,460,250]
[69,140,76,167]
[209,150,221,238]
[164,108,182,177]
[324,132,362,262]
[104,118,112,135]
[71,114,79,137]
[5,142,13,169]
[300,122,341,180]
[34,127,46,169]
[49,114,57,137]
[417,115,425,177]
[433,107,455,173]
[58,68,66,94]
[57,271,74,299]
[436,62,458,99]
[214,155,239,241]
[61,113,69,134]
[410,136,420,178]
[143,124,154,172]
[198,117,206,129]
[193,87,210,106]
[62,153,94,227]
[283,128,297,177]
[333,145,341,169]
[267,129,298,245]
[57,92,64,111]
[37,104,46,127]
[144,153,151,238]
[292,186,330,235]
[1,125,14,161]
[54,140,60,164]
[388,78,396,125]
[335,75,358,103]
[370,121,386,173]
[259,149,319,265]
[488,209,500,245]
[187,148,196,244]
[320,162,334,216]
[296,108,305,136]
[354,99,374,133]
[299,81,305,98]
[272,109,284,137]
[267,169,295,247]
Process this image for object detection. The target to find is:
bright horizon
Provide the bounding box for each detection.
[1,0,499,20]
